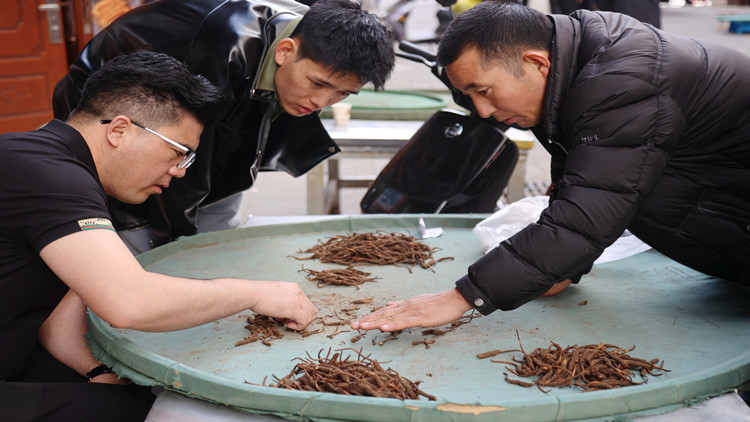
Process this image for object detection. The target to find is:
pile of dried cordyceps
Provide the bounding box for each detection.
[295,231,452,272]
[486,337,669,392]
[235,314,284,347]
[270,348,437,401]
[299,266,379,289]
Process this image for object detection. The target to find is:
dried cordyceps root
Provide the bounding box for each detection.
[366,312,480,348]
[326,326,350,339]
[351,297,373,304]
[295,231,453,272]
[299,266,379,289]
[235,314,284,347]
[299,328,324,338]
[350,330,366,343]
[420,311,479,337]
[270,348,437,401]
[412,339,436,349]
[476,349,520,359]
[495,332,669,392]
[320,310,349,326]
[372,330,402,346]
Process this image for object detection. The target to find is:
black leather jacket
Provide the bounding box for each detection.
[53,0,340,246]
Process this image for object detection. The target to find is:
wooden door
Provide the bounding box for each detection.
[0,0,70,133]
[62,0,94,65]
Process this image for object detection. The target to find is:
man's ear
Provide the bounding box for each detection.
[523,50,551,79]
[103,115,130,148]
[274,38,297,66]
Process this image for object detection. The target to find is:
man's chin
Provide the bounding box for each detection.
[116,194,152,205]
[281,102,314,117]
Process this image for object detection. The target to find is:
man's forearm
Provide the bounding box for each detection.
[101,276,314,332]
[37,290,104,378]
[40,229,317,333]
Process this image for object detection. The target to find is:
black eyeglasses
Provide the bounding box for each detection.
[100,119,197,169]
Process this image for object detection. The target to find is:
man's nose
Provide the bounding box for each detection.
[473,98,495,119]
[311,89,343,111]
[309,92,328,111]
[167,163,187,178]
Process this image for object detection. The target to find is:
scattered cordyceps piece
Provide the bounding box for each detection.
[269,348,437,401]
[495,332,669,392]
[235,314,284,347]
[351,297,373,304]
[476,349,520,359]
[372,330,402,346]
[421,311,480,337]
[295,231,453,272]
[412,339,436,349]
[299,266,379,289]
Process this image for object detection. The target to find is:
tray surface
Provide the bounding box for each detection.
[87,215,750,421]
[319,89,448,120]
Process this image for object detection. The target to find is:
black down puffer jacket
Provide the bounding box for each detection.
[457,10,750,314]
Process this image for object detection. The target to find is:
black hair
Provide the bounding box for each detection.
[74,50,223,127]
[292,0,395,90]
[437,1,553,77]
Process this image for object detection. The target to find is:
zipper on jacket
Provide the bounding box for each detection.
[547,136,568,155]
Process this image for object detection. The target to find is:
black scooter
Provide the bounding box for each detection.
[382,0,457,43]
[381,0,528,44]
[360,41,519,214]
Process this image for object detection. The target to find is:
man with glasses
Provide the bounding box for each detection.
[1,50,318,421]
[53,0,396,254]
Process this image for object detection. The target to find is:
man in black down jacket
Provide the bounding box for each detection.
[54,0,395,253]
[353,1,749,331]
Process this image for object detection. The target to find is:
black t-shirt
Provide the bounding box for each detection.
[0,119,111,378]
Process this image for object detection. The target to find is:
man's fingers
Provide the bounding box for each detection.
[284,320,306,331]
[351,304,400,330]
[542,278,572,297]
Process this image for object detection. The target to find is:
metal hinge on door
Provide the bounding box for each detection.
[38,1,63,44]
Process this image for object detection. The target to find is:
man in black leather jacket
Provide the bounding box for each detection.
[353,1,749,331]
[54,0,395,253]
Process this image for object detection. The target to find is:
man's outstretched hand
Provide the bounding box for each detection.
[351,288,473,332]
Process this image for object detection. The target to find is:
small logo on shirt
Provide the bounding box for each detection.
[578,129,599,144]
[78,218,115,232]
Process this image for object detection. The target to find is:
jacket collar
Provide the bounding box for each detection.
[539,14,581,143]
[249,13,301,102]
